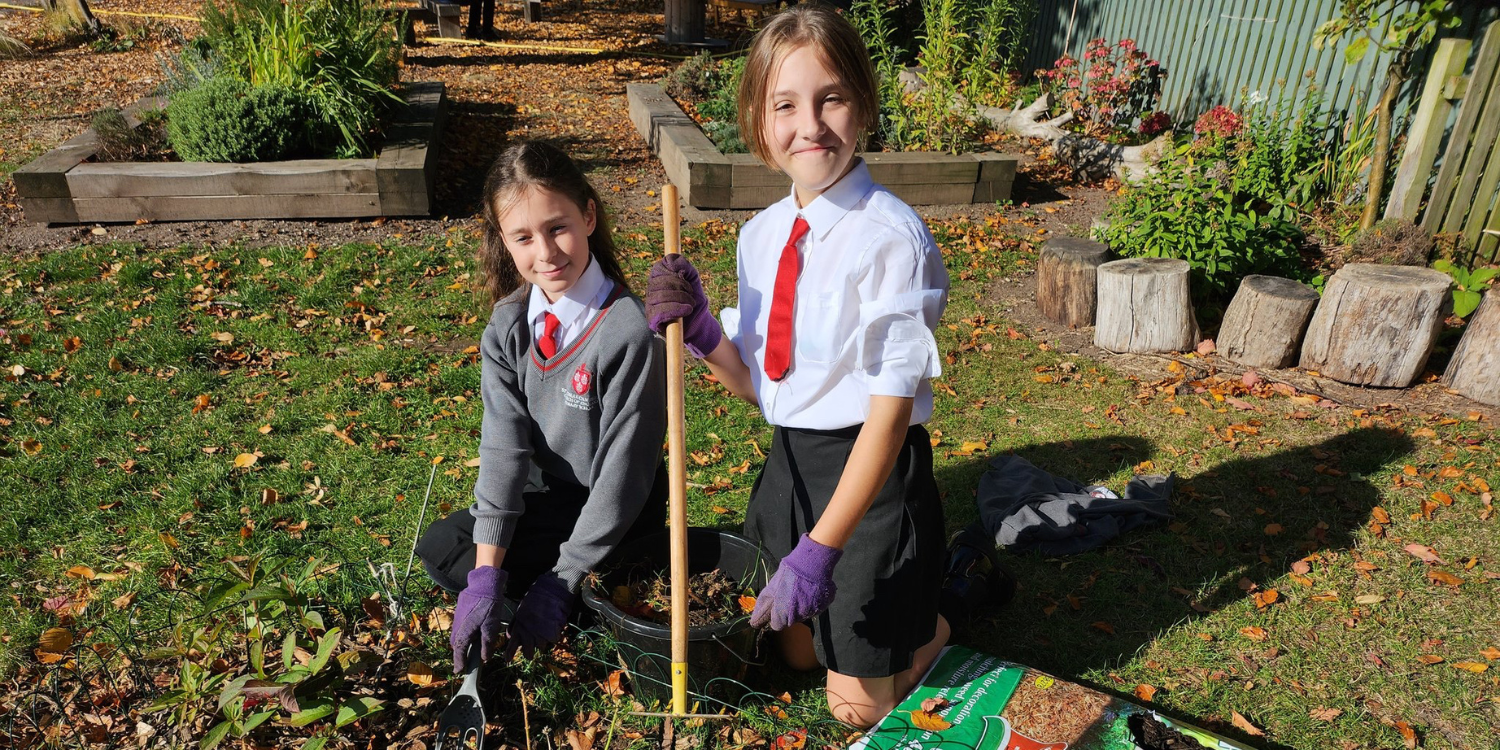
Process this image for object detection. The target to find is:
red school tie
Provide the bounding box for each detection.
[763,217,811,381]
[538,312,561,358]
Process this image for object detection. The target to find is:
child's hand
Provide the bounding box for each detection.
[646,254,722,358]
[503,573,573,660]
[751,534,843,630]
[451,565,508,673]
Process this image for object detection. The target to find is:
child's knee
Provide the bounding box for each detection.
[825,675,898,729]
[777,624,820,671]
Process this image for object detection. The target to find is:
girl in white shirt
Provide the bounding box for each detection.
[646,5,949,728]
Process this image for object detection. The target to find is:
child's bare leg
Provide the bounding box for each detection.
[825,615,950,728]
[825,672,898,728]
[894,614,949,695]
[777,623,820,671]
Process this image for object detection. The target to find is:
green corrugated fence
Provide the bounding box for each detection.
[1020,0,1499,124]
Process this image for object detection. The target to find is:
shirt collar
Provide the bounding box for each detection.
[787,158,874,241]
[527,255,611,331]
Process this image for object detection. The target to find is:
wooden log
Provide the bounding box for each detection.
[1217,275,1320,369]
[1299,263,1451,387]
[1444,291,1500,405]
[1094,258,1198,352]
[1036,237,1109,328]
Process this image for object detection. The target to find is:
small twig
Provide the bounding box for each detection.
[627,711,735,720]
[518,678,533,750]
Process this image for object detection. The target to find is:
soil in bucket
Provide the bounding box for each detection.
[581,528,774,707]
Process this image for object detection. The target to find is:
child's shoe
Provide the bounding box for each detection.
[938,523,1015,622]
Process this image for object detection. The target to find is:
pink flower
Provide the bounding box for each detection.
[1193,105,1242,138]
[1139,111,1172,136]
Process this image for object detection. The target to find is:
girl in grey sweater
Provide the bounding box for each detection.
[418,142,667,673]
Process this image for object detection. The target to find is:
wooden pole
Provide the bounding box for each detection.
[662,183,690,717]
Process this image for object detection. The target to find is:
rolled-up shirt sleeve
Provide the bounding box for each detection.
[854,226,948,398]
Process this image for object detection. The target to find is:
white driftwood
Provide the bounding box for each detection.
[898,69,1169,182]
[1299,263,1451,387]
[1444,291,1500,405]
[1037,237,1110,328]
[1094,257,1198,352]
[1217,275,1321,369]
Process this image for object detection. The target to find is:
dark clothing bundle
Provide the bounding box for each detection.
[975,455,1174,555]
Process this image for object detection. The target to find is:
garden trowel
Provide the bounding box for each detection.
[434,642,486,750]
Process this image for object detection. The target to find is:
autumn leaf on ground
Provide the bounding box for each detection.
[1133,683,1157,701]
[1427,570,1464,587]
[233,452,258,469]
[1418,654,1444,665]
[1253,589,1279,608]
[1394,720,1417,749]
[1451,661,1488,673]
[36,627,73,663]
[1355,594,1385,605]
[1404,543,1444,564]
[1239,626,1268,642]
[1309,707,1342,722]
[602,670,625,697]
[1480,647,1500,660]
[1230,711,1265,736]
[738,595,756,614]
[407,661,436,686]
[65,565,95,580]
[1091,621,1116,635]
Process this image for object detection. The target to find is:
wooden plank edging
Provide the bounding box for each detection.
[626,83,1018,209]
[16,82,446,224]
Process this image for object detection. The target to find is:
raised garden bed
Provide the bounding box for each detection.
[627,83,1018,209]
[15,82,446,224]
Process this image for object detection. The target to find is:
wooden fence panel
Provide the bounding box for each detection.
[1421,21,1500,263]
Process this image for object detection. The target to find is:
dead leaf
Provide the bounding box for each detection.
[1263,523,1283,535]
[1253,589,1279,608]
[233,453,258,469]
[1230,711,1265,737]
[112,591,137,609]
[1403,543,1444,565]
[1480,647,1500,660]
[37,627,73,662]
[602,670,625,697]
[1091,621,1115,635]
[1291,560,1312,574]
[909,709,952,732]
[1417,654,1444,665]
[738,595,756,615]
[407,661,436,686]
[464,457,481,468]
[20,438,42,456]
[65,565,95,580]
[1354,594,1385,605]
[1309,707,1342,722]
[1452,661,1488,673]
[1239,626,1268,642]
[1133,683,1158,701]
[1427,570,1464,587]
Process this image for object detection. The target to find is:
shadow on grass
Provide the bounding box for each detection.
[938,427,1413,747]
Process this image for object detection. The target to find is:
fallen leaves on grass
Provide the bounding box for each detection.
[1404,543,1444,564]
[1230,711,1265,736]
[1417,654,1444,665]
[1451,661,1488,673]
[1252,589,1279,608]
[1133,683,1157,701]
[407,661,436,686]
[1427,570,1464,587]
[36,627,73,663]
[1239,626,1268,642]
[1308,707,1342,721]
[232,452,258,469]
[1091,621,1115,635]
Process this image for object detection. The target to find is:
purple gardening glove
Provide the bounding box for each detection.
[751,534,843,631]
[646,254,722,358]
[503,573,573,660]
[451,565,508,674]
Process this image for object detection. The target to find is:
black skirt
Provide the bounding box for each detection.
[744,423,944,678]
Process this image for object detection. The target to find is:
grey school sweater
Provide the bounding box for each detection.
[471,284,666,592]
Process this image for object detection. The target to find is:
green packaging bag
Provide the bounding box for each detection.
[852,646,1257,750]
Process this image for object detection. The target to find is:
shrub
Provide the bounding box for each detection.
[91,107,170,161]
[1037,37,1165,137]
[1097,142,1305,301]
[663,50,718,102]
[697,56,745,153]
[197,0,403,158]
[166,76,312,162]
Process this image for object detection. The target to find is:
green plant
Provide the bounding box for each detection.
[1432,259,1497,318]
[146,556,384,750]
[197,0,403,157]
[663,50,719,102]
[1037,37,1165,137]
[91,107,169,161]
[698,56,746,153]
[166,75,312,162]
[0,28,31,59]
[1097,142,1306,300]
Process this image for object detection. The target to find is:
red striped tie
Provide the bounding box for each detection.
[763,217,810,381]
[538,312,560,358]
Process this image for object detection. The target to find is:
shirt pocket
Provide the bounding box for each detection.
[795,290,846,364]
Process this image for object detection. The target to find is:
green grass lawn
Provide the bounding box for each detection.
[1,215,1497,749]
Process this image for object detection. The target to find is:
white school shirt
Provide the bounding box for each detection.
[719,159,949,429]
[527,255,613,351]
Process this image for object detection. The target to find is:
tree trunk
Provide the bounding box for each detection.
[41,0,100,34]
[1361,59,1405,231]
[1036,237,1110,328]
[1299,263,1451,387]
[1217,275,1320,369]
[662,0,705,44]
[1444,291,1500,406]
[1094,257,1199,353]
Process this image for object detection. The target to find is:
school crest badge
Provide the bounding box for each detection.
[571,363,592,395]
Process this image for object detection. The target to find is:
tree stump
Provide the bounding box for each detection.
[1094,258,1199,352]
[1037,237,1110,328]
[1444,291,1500,405]
[1299,263,1451,387]
[1217,275,1320,369]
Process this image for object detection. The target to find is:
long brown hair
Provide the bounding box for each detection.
[736,3,879,169]
[476,141,625,308]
